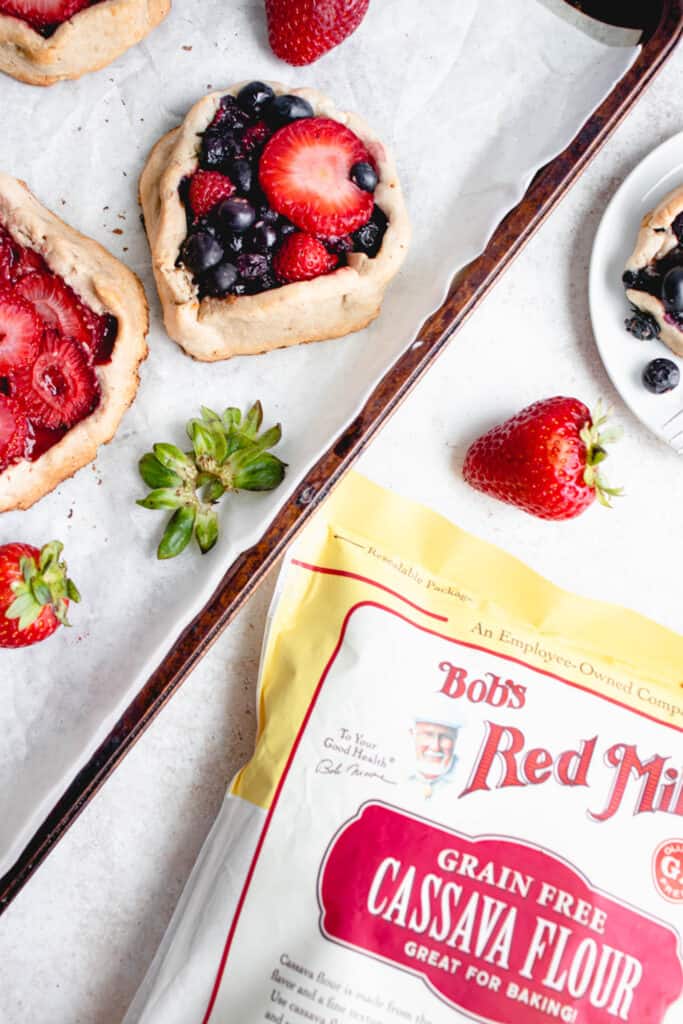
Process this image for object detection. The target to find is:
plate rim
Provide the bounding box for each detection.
[589,129,683,449]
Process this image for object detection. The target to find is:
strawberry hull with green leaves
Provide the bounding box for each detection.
[463,397,623,521]
[0,540,80,648]
[137,400,287,560]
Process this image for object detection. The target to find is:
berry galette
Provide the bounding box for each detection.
[622,183,683,357]
[0,174,148,511]
[0,0,169,85]
[139,80,410,360]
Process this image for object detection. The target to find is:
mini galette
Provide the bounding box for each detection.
[139,80,411,361]
[623,183,683,356]
[0,174,148,511]
[0,0,169,85]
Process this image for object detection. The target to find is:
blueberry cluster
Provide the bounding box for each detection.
[623,254,683,343]
[623,258,683,310]
[177,81,388,299]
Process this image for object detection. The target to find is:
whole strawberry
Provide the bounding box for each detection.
[274,232,338,282]
[0,541,80,648]
[265,0,370,66]
[463,397,622,521]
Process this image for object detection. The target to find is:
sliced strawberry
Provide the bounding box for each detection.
[0,0,91,30]
[77,303,118,364]
[188,170,235,220]
[259,117,374,237]
[15,271,90,346]
[274,231,338,282]
[0,230,15,282]
[11,245,47,281]
[0,394,28,469]
[26,421,67,461]
[10,331,99,429]
[0,289,42,374]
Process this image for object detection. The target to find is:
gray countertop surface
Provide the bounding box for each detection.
[2,34,683,1024]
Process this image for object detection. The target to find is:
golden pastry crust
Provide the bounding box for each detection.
[139,81,411,362]
[0,174,149,512]
[625,184,683,357]
[0,0,170,86]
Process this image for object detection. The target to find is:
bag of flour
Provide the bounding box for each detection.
[124,472,683,1024]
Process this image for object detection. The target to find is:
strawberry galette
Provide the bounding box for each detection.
[0,0,169,85]
[139,80,410,360]
[623,183,683,356]
[0,174,148,512]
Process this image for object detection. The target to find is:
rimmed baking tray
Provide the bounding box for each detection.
[1,0,680,914]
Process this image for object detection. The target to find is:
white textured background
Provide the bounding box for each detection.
[1,11,683,1024]
[0,0,638,877]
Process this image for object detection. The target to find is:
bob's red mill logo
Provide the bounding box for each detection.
[436,661,683,823]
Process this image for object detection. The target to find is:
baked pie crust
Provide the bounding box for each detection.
[0,0,170,86]
[0,173,149,512]
[624,183,683,357]
[139,81,411,362]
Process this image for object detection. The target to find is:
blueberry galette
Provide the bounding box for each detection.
[623,184,683,357]
[139,80,410,360]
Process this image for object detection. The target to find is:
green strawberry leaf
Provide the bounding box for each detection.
[158,506,197,560]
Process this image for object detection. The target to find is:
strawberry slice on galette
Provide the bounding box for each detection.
[0,174,148,512]
[139,81,411,361]
[0,0,169,85]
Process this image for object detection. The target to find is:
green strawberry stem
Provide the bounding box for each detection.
[5,541,80,630]
[137,401,287,560]
[579,400,624,508]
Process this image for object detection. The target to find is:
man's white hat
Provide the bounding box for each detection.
[412,692,463,731]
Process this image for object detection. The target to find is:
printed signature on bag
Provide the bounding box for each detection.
[315,758,398,785]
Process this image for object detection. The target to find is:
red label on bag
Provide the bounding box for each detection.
[319,803,683,1023]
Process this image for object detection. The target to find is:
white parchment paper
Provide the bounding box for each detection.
[0,0,640,877]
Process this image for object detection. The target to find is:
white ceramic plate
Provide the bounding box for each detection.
[589,132,683,452]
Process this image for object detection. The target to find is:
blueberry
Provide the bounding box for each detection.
[200,126,242,171]
[246,222,278,253]
[326,235,353,255]
[662,267,683,311]
[226,158,253,195]
[217,197,256,234]
[622,265,660,298]
[642,358,680,394]
[221,231,244,255]
[195,215,221,239]
[278,220,297,239]
[265,94,314,128]
[241,271,279,295]
[624,309,660,341]
[237,81,275,118]
[237,253,271,280]
[254,203,280,225]
[218,94,248,130]
[350,161,378,193]
[180,230,223,275]
[352,205,388,258]
[201,260,238,298]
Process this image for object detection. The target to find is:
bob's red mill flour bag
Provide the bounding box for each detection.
[123,472,683,1024]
